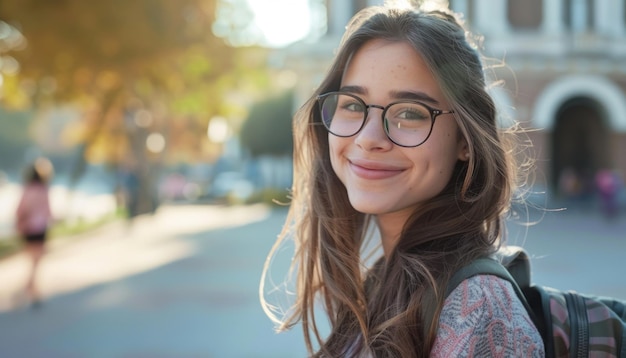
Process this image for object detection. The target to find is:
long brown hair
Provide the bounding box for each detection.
[261,4,525,357]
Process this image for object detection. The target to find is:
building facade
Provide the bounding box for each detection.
[283,0,626,199]
[453,0,626,198]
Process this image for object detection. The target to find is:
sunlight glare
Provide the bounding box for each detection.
[247,0,311,47]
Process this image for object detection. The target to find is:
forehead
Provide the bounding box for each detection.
[341,39,445,103]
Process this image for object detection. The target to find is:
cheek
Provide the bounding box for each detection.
[425,131,462,176]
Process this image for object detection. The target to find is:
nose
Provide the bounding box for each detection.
[354,106,393,151]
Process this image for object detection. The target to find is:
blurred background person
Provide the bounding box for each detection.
[595,168,621,219]
[14,157,54,308]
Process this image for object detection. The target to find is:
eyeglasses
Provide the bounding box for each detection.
[317,92,455,147]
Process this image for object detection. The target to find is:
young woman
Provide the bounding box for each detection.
[261,4,544,357]
[15,157,54,307]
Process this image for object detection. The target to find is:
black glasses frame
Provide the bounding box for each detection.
[317,91,455,147]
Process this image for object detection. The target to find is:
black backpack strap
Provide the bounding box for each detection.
[446,256,542,337]
[495,245,531,288]
[446,258,525,298]
[423,247,542,344]
[423,256,529,333]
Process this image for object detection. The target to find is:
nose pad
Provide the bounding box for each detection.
[354,108,392,149]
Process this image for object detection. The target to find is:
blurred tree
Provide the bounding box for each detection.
[240,90,294,157]
[0,0,272,213]
[212,0,257,47]
[0,108,32,173]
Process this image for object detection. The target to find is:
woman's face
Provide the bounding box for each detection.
[329,39,468,233]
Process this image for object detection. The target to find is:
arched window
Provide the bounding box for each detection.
[507,0,543,30]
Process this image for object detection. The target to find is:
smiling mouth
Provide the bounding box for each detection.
[349,161,405,180]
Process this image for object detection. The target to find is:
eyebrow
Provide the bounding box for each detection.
[338,85,440,105]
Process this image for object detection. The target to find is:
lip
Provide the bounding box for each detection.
[348,159,405,180]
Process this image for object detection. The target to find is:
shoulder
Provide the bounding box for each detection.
[439,275,528,323]
[431,275,545,357]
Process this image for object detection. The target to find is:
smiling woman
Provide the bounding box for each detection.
[260,3,544,357]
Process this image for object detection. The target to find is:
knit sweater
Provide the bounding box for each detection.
[431,274,545,357]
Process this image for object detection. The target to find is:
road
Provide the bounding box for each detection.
[0,203,624,357]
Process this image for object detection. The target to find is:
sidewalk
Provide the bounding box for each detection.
[506,206,626,299]
[0,204,265,310]
[0,203,624,357]
[0,203,308,358]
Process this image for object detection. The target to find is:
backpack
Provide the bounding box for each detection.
[447,246,626,357]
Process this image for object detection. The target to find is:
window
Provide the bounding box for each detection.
[563,0,594,33]
[508,0,543,30]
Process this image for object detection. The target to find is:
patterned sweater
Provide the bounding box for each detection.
[431,275,545,357]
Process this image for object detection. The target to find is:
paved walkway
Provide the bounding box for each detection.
[0,203,624,357]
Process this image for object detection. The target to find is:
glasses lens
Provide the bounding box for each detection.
[385,102,433,146]
[320,93,365,136]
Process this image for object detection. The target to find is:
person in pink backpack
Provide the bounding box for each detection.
[15,157,54,307]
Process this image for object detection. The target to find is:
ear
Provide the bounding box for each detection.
[457,136,469,161]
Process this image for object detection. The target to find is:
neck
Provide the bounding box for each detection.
[376,211,409,259]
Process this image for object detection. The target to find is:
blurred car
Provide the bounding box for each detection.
[158,173,209,203]
[209,171,255,202]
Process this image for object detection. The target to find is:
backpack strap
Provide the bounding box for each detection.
[423,247,539,343]
[445,254,541,334]
[446,257,525,299]
[494,245,531,288]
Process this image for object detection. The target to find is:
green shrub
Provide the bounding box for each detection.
[245,188,291,207]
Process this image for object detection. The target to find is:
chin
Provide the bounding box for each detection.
[348,202,392,215]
